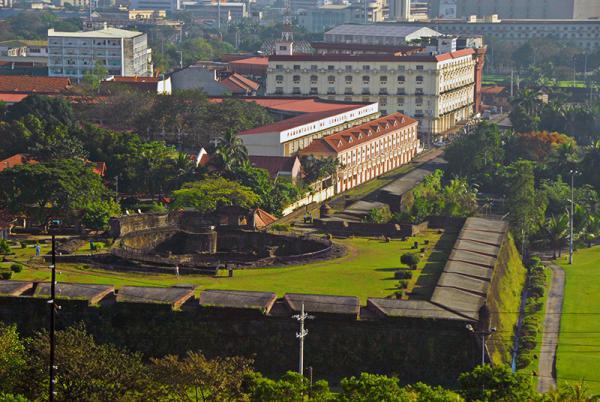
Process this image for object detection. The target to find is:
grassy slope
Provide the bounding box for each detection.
[7,230,451,303]
[556,246,600,394]
[488,234,527,365]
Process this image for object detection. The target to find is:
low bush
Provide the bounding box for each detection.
[397,280,409,289]
[518,335,537,351]
[0,239,10,255]
[270,224,290,232]
[394,270,413,280]
[10,264,23,273]
[516,351,534,369]
[19,242,27,249]
[0,271,12,280]
[400,252,420,269]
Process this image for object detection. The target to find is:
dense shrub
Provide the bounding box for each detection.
[516,351,534,369]
[0,239,10,255]
[400,252,420,269]
[397,280,409,289]
[0,271,12,280]
[270,223,290,232]
[518,335,537,350]
[19,242,27,249]
[394,270,413,280]
[9,264,22,273]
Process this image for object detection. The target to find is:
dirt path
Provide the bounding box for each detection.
[537,262,565,393]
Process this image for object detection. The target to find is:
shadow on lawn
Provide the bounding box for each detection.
[410,228,458,300]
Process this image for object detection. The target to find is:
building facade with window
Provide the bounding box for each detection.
[238,102,380,157]
[299,112,419,192]
[265,48,476,139]
[47,27,152,79]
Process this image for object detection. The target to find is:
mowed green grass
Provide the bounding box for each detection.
[556,246,600,394]
[8,231,449,302]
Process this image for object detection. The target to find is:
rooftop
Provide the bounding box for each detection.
[199,289,277,312]
[0,75,71,94]
[48,27,143,39]
[249,155,298,178]
[325,24,441,38]
[269,47,475,62]
[228,56,269,66]
[300,112,417,155]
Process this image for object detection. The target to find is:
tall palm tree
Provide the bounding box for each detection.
[581,214,600,248]
[215,129,248,172]
[544,213,569,259]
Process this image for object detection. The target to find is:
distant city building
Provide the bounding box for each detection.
[300,112,419,193]
[184,2,248,23]
[48,26,152,79]
[170,65,259,96]
[388,0,411,21]
[425,17,600,49]
[0,40,47,57]
[324,24,442,45]
[429,0,600,20]
[130,0,180,11]
[101,75,172,94]
[298,3,385,33]
[0,0,14,7]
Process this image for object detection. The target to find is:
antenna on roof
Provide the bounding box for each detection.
[282,0,293,42]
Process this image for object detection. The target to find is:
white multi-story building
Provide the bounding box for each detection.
[47,27,152,79]
[266,46,478,139]
[300,112,419,192]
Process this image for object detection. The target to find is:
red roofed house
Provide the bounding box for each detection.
[249,155,302,183]
[227,56,269,79]
[0,154,37,173]
[0,154,106,177]
[219,73,260,96]
[0,75,71,95]
[300,113,418,193]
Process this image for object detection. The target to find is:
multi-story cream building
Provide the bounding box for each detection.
[48,26,152,79]
[239,102,380,157]
[300,112,419,192]
[266,45,478,140]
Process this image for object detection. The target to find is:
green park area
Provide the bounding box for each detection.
[482,73,587,88]
[3,229,455,303]
[556,245,600,394]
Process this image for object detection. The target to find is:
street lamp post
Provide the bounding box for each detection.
[568,169,578,264]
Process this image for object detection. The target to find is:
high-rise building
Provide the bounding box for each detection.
[389,0,411,21]
[48,27,152,79]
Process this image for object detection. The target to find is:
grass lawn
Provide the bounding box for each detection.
[5,230,452,303]
[556,245,600,394]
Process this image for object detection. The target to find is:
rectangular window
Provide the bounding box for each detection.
[293,65,301,70]
[345,65,352,72]
[292,87,301,94]
[328,65,335,71]
[416,65,424,70]
[363,65,370,72]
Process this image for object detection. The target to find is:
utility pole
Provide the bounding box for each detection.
[292,303,313,375]
[176,51,183,69]
[466,324,496,365]
[569,169,578,264]
[49,234,57,402]
[217,0,221,31]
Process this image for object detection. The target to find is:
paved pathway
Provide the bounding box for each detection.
[537,262,565,393]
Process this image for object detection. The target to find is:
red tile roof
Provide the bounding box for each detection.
[111,76,160,83]
[300,113,417,155]
[238,105,360,135]
[0,75,71,94]
[0,93,28,103]
[0,154,37,173]
[249,155,298,178]
[219,73,259,93]
[269,48,475,62]
[481,85,507,95]
[253,208,277,229]
[229,56,269,66]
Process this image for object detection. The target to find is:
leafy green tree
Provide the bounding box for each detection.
[458,365,536,402]
[301,156,340,183]
[0,324,26,394]
[150,351,253,402]
[441,178,479,217]
[19,325,149,401]
[82,61,109,92]
[6,95,74,127]
[505,160,547,249]
[170,177,260,214]
[244,371,334,402]
[366,205,392,224]
[580,142,600,193]
[0,159,110,228]
[404,382,463,401]
[81,199,121,231]
[340,373,407,402]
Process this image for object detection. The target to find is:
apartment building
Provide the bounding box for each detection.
[48,27,152,79]
[266,46,478,139]
[298,3,385,34]
[324,24,441,46]
[299,112,418,192]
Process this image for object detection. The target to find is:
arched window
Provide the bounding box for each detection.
[397,75,405,83]
[362,75,370,83]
